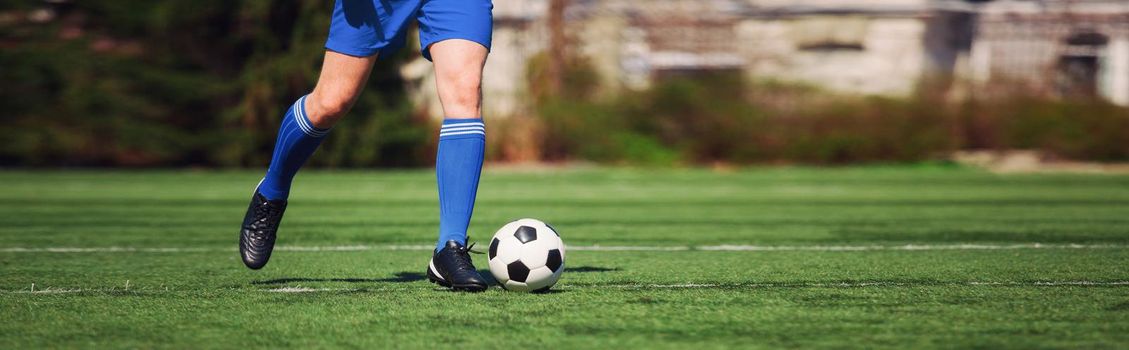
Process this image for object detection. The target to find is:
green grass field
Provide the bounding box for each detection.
[2,166,1128,348]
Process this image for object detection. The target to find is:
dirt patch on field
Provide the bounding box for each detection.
[953,150,1129,174]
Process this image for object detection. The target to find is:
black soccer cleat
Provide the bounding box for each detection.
[427,240,489,292]
[239,191,287,270]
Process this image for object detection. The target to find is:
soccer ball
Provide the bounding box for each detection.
[487,218,565,292]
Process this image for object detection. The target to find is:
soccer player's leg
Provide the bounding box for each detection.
[239,51,375,270]
[418,0,493,291]
[426,40,490,291]
[239,0,417,270]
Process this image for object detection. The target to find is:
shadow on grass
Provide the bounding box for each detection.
[567,266,620,273]
[251,271,425,285]
[1108,301,1129,311]
[252,267,613,293]
[477,270,569,294]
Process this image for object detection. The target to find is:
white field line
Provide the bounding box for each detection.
[596,281,1129,289]
[264,286,356,293]
[3,281,1127,295]
[695,243,1127,251]
[1,243,1127,254]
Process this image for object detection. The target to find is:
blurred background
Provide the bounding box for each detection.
[2,0,1127,168]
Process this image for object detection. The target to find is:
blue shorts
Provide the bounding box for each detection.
[325,0,493,61]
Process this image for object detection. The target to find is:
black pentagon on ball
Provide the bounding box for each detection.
[514,225,537,243]
[489,238,500,259]
[545,249,563,272]
[507,261,531,282]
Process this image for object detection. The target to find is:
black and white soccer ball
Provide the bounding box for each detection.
[487,218,565,292]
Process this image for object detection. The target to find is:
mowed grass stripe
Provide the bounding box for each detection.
[2,242,1128,253]
[5,280,1129,295]
[2,168,1128,247]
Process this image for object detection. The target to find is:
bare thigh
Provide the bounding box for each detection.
[305,51,378,128]
[429,39,489,119]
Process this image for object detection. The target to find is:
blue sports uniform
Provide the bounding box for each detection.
[326,0,493,61]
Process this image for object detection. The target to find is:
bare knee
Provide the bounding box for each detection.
[445,86,481,118]
[439,73,482,118]
[305,91,354,129]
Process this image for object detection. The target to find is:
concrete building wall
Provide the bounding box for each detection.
[738,16,928,96]
[482,21,543,118]
[574,15,628,95]
[968,0,1129,104]
[404,0,1129,121]
[1110,37,1129,106]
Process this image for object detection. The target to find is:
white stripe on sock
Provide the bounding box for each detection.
[295,96,306,121]
[439,126,485,133]
[439,130,486,138]
[299,99,328,137]
[292,95,328,137]
[440,123,485,129]
[293,97,313,134]
[441,122,484,129]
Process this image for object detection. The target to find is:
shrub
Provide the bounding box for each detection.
[1,1,429,167]
[528,68,1127,164]
[959,96,1129,161]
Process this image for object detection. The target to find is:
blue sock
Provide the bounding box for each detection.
[435,118,486,251]
[258,95,330,200]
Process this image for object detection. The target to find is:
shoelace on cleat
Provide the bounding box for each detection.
[451,242,483,272]
[250,201,283,239]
